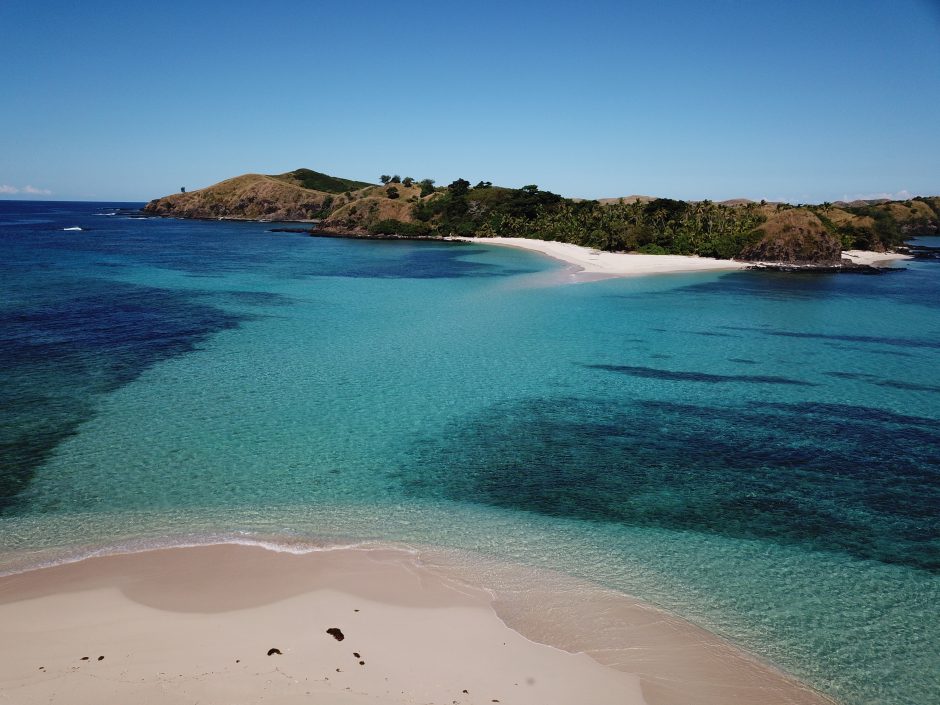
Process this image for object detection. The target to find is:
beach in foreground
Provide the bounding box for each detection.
[0,544,833,705]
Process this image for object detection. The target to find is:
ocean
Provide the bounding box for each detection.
[1,200,938,704]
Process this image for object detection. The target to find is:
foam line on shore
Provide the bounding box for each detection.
[0,532,417,578]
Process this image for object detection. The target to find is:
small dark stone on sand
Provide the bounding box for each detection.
[39,667,44,670]
[97,656,104,661]
[236,659,240,663]
[80,657,89,661]
[353,652,360,658]
[267,648,282,656]
[336,668,341,672]
[462,689,469,694]
[359,660,365,665]
[326,627,345,641]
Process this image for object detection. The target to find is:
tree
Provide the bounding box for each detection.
[180,186,186,193]
[386,186,400,199]
[390,175,401,183]
[521,184,538,193]
[473,181,492,189]
[402,176,414,187]
[419,179,435,197]
[380,175,391,185]
[448,178,471,198]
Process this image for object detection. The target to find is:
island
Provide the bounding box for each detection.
[144,168,939,271]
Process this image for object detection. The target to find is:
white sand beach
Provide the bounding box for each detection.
[464,236,912,278]
[841,250,913,266]
[0,544,834,705]
[463,237,749,277]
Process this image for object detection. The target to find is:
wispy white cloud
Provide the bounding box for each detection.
[0,184,52,196]
[842,190,912,202]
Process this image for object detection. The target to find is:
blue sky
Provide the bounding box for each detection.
[1,0,938,202]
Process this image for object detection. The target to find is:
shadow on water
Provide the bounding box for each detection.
[402,396,940,571]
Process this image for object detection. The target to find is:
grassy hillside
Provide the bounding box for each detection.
[145,170,939,262]
[143,170,375,221]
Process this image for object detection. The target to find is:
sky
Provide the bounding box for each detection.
[1,0,939,203]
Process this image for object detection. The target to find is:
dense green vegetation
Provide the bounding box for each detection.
[409,181,768,258]
[355,178,936,258]
[274,168,372,193]
[368,219,431,237]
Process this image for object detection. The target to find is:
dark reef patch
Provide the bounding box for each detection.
[826,371,940,394]
[721,326,940,350]
[821,343,916,358]
[402,397,940,571]
[0,278,244,510]
[585,364,815,386]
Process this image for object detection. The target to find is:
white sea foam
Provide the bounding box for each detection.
[62,226,83,231]
[0,532,418,577]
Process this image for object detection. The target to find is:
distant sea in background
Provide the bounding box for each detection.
[1,200,938,705]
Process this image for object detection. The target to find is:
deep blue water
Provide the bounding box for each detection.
[1,200,938,704]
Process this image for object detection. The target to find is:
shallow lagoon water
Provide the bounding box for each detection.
[1,201,938,704]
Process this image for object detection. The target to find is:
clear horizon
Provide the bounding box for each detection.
[2,0,939,203]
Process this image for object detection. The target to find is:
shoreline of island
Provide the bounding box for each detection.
[456,236,912,278]
[0,542,837,705]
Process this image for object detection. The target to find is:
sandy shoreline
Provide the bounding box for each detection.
[462,236,749,277]
[462,236,911,278]
[840,249,913,266]
[0,544,834,705]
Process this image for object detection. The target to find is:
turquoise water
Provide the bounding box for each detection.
[1,202,938,704]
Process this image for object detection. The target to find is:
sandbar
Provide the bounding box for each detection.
[463,236,748,277]
[464,236,911,278]
[0,543,836,705]
[841,249,913,266]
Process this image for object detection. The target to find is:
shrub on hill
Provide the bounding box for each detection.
[419,179,436,197]
[367,219,431,237]
[280,168,372,193]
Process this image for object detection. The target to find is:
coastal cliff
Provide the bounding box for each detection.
[145,169,940,265]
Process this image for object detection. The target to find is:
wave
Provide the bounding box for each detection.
[0,531,420,577]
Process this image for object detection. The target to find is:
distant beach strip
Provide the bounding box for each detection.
[460,236,911,278]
